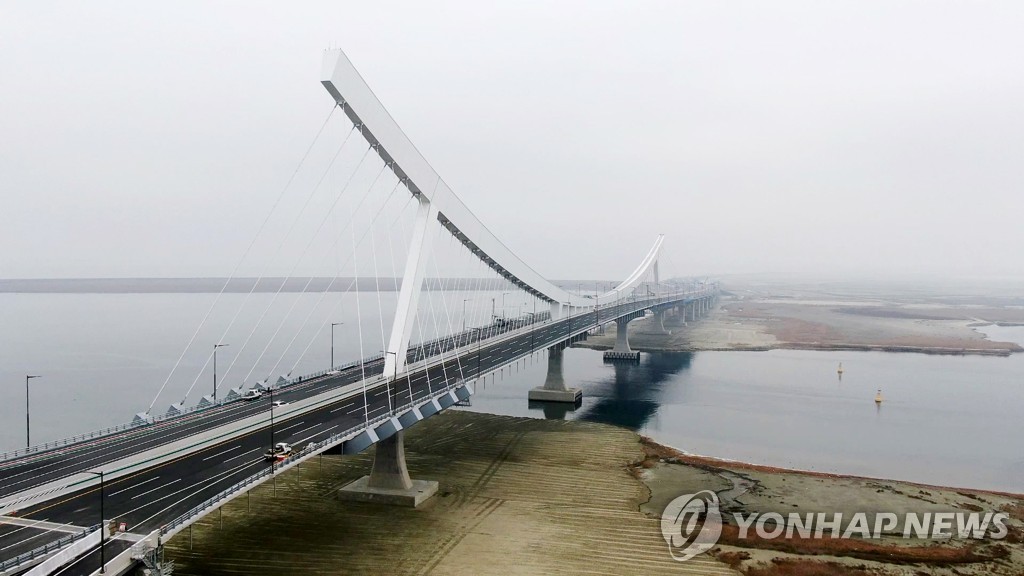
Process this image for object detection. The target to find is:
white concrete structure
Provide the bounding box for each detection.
[320,49,665,379]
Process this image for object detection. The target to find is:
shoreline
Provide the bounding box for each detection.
[575,340,1020,356]
[573,293,1024,357]
[639,435,1024,501]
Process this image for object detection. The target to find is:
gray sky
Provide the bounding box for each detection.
[2,1,1022,282]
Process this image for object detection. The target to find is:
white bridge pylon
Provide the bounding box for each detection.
[320,49,664,379]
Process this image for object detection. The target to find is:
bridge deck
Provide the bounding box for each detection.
[0,292,709,573]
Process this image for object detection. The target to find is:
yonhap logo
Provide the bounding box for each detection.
[660,490,723,562]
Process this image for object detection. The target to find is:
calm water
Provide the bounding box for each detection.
[2,291,1022,492]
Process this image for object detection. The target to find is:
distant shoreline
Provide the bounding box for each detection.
[576,340,1021,356]
[574,290,1024,356]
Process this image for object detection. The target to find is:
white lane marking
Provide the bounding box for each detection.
[0,517,54,551]
[275,421,305,434]
[224,448,260,463]
[125,457,265,529]
[0,527,52,552]
[202,445,241,461]
[108,476,161,497]
[330,401,358,413]
[131,478,181,500]
[293,425,338,447]
[291,423,322,437]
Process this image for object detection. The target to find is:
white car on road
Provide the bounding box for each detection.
[264,442,293,461]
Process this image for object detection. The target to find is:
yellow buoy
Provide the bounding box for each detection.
[874,389,883,404]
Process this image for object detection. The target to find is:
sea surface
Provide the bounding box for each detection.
[1,287,1022,493]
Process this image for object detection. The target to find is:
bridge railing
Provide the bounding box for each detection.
[0,524,99,573]
[159,378,468,537]
[0,291,706,465]
[0,354,386,464]
[0,422,147,463]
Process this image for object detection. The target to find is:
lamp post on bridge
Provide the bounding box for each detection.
[25,375,40,449]
[384,351,399,412]
[525,312,537,352]
[213,344,228,402]
[85,470,106,573]
[330,322,343,369]
[470,327,482,380]
[268,382,275,454]
[462,299,471,333]
[501,292,510,319]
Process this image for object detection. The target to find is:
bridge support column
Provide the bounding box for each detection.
[528,347,582,403]
[604,317,640,361]
[644,308,670,335]
[338,431,438,507]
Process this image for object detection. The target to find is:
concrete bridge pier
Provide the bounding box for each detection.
[604,316,641,361]
[642,308,670,335]
[528,346,582,403]
[338,431,438,507]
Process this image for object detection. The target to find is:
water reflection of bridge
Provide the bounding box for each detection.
[531,352,693,427]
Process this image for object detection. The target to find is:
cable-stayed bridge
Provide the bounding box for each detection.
[0,50,717,576]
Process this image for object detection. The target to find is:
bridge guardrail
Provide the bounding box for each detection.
[0,310,553,465]
[0,524,99,573]
[158,378,468,537]
[0,289,711,467]
[0,422,146,463]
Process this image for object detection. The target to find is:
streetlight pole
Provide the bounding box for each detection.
[384,351,398,412]
[213,344,228,402]
[470,328,482,379]
[462,299,471,333]
[501,292,510,319]
[525,312,537,352]
[268,383,275,452]
[25,375,40,449]
[85,471,105,573]
[330,323,343,369]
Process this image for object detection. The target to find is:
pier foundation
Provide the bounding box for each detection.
[604,317,640,361]
[528,347,582,403]
[338,431,438,507]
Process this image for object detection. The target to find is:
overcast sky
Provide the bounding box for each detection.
[1,1,1022,282]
